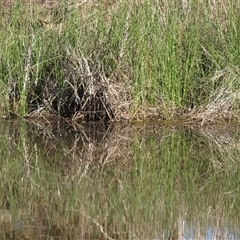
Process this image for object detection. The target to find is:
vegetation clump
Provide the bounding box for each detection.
[39,48,115,121]
[1,0,240,123]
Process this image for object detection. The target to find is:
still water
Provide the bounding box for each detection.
[0,119,239,239]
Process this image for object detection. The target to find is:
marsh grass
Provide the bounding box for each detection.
[0,120,240,239]
[1,0,240,122]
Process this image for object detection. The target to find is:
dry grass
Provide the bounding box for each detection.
[181,68,240,125]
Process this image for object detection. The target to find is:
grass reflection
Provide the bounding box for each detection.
[0,120,239,239]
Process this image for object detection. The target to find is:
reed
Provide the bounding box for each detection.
[1,0,240,122]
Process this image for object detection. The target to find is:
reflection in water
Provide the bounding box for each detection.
[0,119,240,239]
[176,220,239,240]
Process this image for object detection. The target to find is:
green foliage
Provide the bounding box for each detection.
[1,0,240,118]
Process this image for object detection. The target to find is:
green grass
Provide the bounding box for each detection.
[1,0,240,121]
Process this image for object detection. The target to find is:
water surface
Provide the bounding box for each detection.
[0,119,240,239]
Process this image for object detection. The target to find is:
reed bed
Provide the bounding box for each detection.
[1,0,240,123]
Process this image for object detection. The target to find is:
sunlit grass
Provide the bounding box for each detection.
[0,0,240,121]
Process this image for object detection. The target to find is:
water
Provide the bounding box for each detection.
[0,119,239,239]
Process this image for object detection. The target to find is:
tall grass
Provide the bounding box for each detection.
[1,0,240,121]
